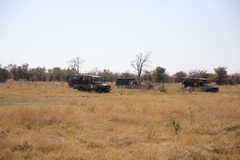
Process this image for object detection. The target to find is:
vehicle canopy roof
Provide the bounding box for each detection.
[71,73,101,78]
[116,78,136,80]
[181,77,209,80]
[181,77,210,83]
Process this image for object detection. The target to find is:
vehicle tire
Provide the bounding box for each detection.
[68,81,73,87]
[78,87,84,91]
[97,88,102,93]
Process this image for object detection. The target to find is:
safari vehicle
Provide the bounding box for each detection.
[116,78,138,88]
[68,74,111,93]
[181,77,219,92]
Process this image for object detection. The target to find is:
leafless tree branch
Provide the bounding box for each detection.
[68,57,85,73]
[130,52,151,84]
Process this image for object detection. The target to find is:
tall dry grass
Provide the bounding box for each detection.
[0,80,240,159]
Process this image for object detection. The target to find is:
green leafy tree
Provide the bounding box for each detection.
[153,66,167,83]
[214,67,228,85]
[65,68,77,82]
[0,67,8,82]
[49,67,66,81]
[10,65,20,81]
[28,67,45,81]
[21,63,30,81]
[8,64,29,81]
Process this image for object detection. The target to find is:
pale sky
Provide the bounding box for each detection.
[0,0,240,75]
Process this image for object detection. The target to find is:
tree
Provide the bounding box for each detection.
[228,73,240,85]
[10,65,20,81]
[68,57,85,73]
[48,67,66,81]
[153,66,167,83]
[142,70,153,82]
[98,69,114,82]
[29,67,47,81]
[65,68,77,82]
[7,64,29,81]
[130,52,151,84]
[188,69,208,78]
[0,67,8,82]
[173,71,187,83]
[120,71,135,78]
[214,67,228,85]
[21,63,30,81]
[88,67,100,75]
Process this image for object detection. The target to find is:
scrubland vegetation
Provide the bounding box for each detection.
[0,81,240,159]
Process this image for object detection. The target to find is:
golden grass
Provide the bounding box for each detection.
[0,80,240,159]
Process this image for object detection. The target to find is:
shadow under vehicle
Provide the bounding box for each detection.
[181,77,219,92]
[68,74,111,93]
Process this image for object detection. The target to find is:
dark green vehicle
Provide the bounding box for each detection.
[68,74,111,93]
[181,77,219,92]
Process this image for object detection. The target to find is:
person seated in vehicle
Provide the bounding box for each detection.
[78,77,83,83]
[85,78,89,84]
[194,82,198,87]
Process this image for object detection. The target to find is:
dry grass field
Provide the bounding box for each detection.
[0,80,240,160]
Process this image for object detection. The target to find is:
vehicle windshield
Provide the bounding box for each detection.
[93,77,102,84]
[203,80,210,84]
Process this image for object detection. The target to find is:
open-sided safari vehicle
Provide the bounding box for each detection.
[68,74,111,93]
[181,77,219,92]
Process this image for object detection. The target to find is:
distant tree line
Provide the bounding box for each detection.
[0,64,75,82]
[0,63,239,85]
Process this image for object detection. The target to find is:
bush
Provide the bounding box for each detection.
[0,68,8,82]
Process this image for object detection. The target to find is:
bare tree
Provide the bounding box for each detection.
[188,69,208,78]
[68,57,85,73]
[173,71,187,83]
[88,67,100,75]
[130,52,151,84]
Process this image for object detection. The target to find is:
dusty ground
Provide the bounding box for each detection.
[0,81,240,159]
